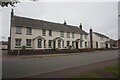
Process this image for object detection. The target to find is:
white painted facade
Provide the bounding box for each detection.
[88,32,110,49]
[10,26,89,50]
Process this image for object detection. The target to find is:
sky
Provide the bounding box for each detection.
[0,0,119,41]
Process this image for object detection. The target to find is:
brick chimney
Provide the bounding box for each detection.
[79,23,82,29]
[63,20,67,25]
[90,28,93,48]
[11,9,14,19]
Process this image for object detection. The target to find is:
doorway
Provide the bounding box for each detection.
[53,41,56,50]
[96,42,98,48]
[76,42,78,49]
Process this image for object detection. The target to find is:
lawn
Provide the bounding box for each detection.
[76,63,118,78]
[104,64,118,77]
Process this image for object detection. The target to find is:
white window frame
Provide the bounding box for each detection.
[15,38,21,47]
[26,27,32,35]
[26,39,32,47]
[16,26,22,34]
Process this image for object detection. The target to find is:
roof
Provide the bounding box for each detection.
[13,16,88,35]
[93,32,109,38]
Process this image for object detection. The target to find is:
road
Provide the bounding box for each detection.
[2,50,118,78]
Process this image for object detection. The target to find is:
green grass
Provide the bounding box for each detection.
[104,64,118,77]
[78,72,102,78]
[75,64,119,79]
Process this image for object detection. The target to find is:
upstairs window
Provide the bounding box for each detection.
[49,30,52,36]
[72,32,74,38]
[26,27,32,35]
[16,26,22,34]
[67,32,70,38]
[84,35,87,39]
[60,31,64,37]
[15,38,21,47]
[42,29,46,36]
[80,34,83,39]
[26,39,32,47]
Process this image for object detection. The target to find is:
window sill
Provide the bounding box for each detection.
[15,33,22,34]
[15,47,21,48]
[26,34,32,35]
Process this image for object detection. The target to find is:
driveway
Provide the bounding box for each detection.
[2,50,118,78]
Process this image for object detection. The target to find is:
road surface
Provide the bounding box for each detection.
[2,50,118,78]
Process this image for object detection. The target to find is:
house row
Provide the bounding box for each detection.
[8,9,111,51]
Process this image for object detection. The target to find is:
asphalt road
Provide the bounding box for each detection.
[2,50,118,78]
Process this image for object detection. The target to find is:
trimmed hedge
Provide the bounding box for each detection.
[8,48,95,55]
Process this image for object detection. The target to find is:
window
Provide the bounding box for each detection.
[80,41,82,48]
[44,40,46,48]
[49,40,52,48]
[16,26,22,34]
[85,35,87,39]
[26,27,32,35]
[72,41,75,48]
[38,39,42,48]
[42,29,46,36]
[80,34,83,39]
[67,32,70,38]
[67,41,70,46]
[60,31,64,37]
[72,32,74,38]
[15,39,21,47]
[62,41,64,48]
[58,40,61,48]
[26,39,31,47]
[49,30,52,36]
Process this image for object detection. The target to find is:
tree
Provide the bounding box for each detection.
[0,0,38,7]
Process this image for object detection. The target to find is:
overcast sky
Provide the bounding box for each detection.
[0,0,119,41]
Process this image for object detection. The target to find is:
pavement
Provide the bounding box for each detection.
[2,50,119,78]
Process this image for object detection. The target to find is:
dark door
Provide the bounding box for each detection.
[106,43,108,48]
[53,41,56,50]
[76,42,78,49]
[96,42,98,48]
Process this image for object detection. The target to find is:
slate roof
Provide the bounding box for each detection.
[93,32,109,38]
[13,16,88,35]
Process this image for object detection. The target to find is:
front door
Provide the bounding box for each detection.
[53,41,56,50]
[76,42,78,49]
[106,43,108,48]
[96,42,98,48]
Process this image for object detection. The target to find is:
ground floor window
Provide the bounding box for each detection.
[85,41,87,48]
[49,40,52,48]
[15,38,21,47]
[26,39,32,47]
[67,41,70,46]
[62,41,64,48]
[38,39,42,48]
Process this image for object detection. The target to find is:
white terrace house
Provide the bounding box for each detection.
[88,31,110,49]
[10,16,88,50]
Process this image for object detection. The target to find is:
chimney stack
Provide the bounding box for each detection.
[11,9,14,19]
[63,20,67,25]
[89,28,93,49]
[79,23,82,29]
